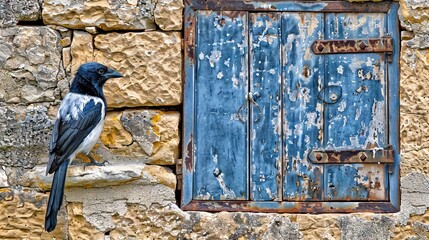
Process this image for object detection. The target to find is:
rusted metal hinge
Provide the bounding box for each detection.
[309,148,394,164]
[176,158,183,190]
[312,36,394,62]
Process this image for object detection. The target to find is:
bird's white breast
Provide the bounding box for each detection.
[59,93,106,161]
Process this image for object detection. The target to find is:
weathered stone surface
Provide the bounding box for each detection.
[16,164,176,191]
[402,149,429,175]
[67,202,105,239]
[0,188,66,239]
[0,104,54,169]
[296,215,341,239]
[400,0,429,34]
[154,0,184,30]
[71,31,182,107]
[400,41,429,115]
[395,172,429,225]
[0,0,41,27]
[42,0,157,31]
[70,30,94,75]
[401,113,429,153]
[98,110,180,165]
[65,184,175,233]
[0,26,64,103]
[337,216,394,240]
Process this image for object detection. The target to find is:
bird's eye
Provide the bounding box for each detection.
[97,68,106,74]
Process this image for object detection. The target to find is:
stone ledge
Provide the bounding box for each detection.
[16,163,176,191]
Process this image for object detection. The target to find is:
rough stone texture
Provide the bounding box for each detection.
[0,0,41,28]
[15,163,176,191]
[42,0,157,31]
[0,188,66,239]
[154,0,184,31]
[98,110,180,165]
[400,36,429,176]
[65,184,176,234]
[0,104,54,169]
[338,216,394,240]
[0,26,65,103]
[71,31,182,108]
[400,0,429,35]
[42,0,184,31]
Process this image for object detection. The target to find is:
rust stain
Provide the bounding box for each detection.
[312,37,393,55]
[182,200,398,213]
[309,149,394,164]
[185,134,194,171]
[184,13,196,64]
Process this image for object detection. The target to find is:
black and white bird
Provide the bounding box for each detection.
[44,62,122,232]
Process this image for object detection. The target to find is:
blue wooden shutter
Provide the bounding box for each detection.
[183,1,400,212]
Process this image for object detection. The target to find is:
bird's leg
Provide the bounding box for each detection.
[85,154,109,166]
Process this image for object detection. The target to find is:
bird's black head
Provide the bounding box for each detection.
[70,62,123,97]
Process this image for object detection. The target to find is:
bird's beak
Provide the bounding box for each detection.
[103,68,123,79]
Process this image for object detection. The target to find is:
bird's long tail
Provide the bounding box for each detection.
[45,161,68,232]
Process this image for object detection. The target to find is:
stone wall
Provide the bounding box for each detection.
[0,0,428,239]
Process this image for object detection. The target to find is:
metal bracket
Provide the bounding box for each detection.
[176,158,183,190]
[311,36,393,62]
[309,149,394,164]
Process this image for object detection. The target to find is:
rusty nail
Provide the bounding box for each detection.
[359,41,367,50]
[317,44,325,52]
[316,153,322,161]
[360,153,367,161]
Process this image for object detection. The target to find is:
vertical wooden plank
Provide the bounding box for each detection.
[387,2,400,209]
[249,13,282,201]
[182,6,196,206]
[282,13,325,201]
[193,11,249,200]
[323,13,389,201]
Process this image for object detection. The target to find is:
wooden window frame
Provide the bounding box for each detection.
[182,0,400,213]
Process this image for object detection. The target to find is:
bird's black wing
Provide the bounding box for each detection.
[46,95,103,174]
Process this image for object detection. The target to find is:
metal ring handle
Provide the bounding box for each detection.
[237,94,248,123]
[249,92,263,122]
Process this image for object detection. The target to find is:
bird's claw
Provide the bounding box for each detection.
[84,160,109,167]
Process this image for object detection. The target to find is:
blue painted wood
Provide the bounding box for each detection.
[323,13,389,201]
[193,11,249,200]
[182,3,400,211]
[387,2,400,210]
[249,13,282,201]
[282,13,325,201]
[182,6,196,206]
[324,164,388,201]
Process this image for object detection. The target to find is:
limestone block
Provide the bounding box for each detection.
[0,104,54,169]
[0,188,66,238]
[401,113,429,153]
[42,0,157,31]
[400,0,429,34]
[0,27,64,103]
[0,0,41,27]
[402,149,429,175]
[337,216,395,240]
[70,31,94,75]
[16,164,176,191]
[154,0,184,31]
[65,184,175,233]
[71,31,182,107]
[400,41,429,114]
[296,215,341,239]
[98,110,180,165]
